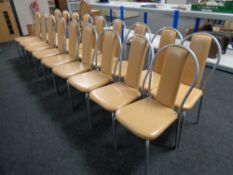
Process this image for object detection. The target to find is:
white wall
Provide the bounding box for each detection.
[13,0,50,35]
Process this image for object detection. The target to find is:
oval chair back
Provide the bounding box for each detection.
[95,29,121,76]
[181,32,221,90]
[152,27,183,73]
[94,16,107,51]
[112,19,126,57]
[82,13,93,27]
[116,34,154,90]
[81,23,98,67]
[62,10,70,37]
[146,44,199,110]
[57,18,67,53]
[40,13,48,41]
[71,12,80,22]
[34,12,41,37]
[54,9,61,33]
[47,15,56,48]
[68,20,81,61]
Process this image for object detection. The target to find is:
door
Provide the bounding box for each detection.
[0,0,20,43]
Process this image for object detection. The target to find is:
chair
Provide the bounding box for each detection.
[24,13,50,53]
[81,13,93,27]
[140,27,183,91]
[54,9,61,33]
[32,15,61,71]
[71,12,80,22]
[79,0,101,18]
[119,22,152,78]
[89,34,153,135]
[116,44,199,175]
[15,12,41,44]
[68,28,121,125]
[52,23,97,96]
[62,10,70,38]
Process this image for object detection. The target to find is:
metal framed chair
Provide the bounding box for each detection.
[116,44,199,175]
[118,22,152,78]
[140,26,183,91]
[89,34,153,141]
[52,23,97,97]
[67,28,121,125]
[151,32,221,146]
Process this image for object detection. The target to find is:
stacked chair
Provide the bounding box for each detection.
[15,9,222,175]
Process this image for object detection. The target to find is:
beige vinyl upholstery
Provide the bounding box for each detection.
[32,15,60,60]
[90,36,148,112]
[25,13,50,52]
[42,19,72,68]
[116,46,189,140]
[54,9,61,33]
[140,28,177,90]
[71,12,79,21]
[52,24,94,79]
[68,29,119,93]
[17,13,43,46]
[82,14,92,26]
[62,10,70,24]
[94,16,105,51]
[151,34,212,110]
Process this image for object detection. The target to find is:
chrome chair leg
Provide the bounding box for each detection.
[195,96,203,125]
[145,140,150,175]
[52,73,60,96]
[67,80,74,111]
[111,112,117,150]
[177,111,186,148]
[85,93,92,127]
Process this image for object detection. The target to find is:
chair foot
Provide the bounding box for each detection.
[67,80,74,111]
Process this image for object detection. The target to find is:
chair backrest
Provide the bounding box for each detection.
[68,20,80,59]
[124,35,151,90]
[79,0,91,18]
[54,9,61,33]
[34,12,41,37]
[81,24,98,67]
[94,16,107,51]
[40,13,47,41]
[124,22,151,42]
[82,13,93,27]
[62,10,70,24]
[47,15,56,48]
[153,45,199,109]
[57,18,66,53]
[71,12,80,22]
[153,27,183,73]
[98,29,121,76]
[181,33,212,88]
[112,19,125,57]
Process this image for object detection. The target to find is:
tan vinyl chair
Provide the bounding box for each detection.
[116,44,199,175]
[67,29,121,124]
[119,22,152,78]
[54,9,61,33]
[151,33,221,146]
[15,12,41,44]
[24,13,50,53]
[140,27,183,91]
[71,12,80,22]
[89,35,153,134]
[32,15,61,64]
[52,23,97,96]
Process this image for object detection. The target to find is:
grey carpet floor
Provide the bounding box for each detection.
[0,41,233,175]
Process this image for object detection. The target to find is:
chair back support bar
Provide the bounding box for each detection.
[40,13,48,41]
[47,15,56,48]
[57,18,67,53]
[69,20,81,60]
[153,27,183,74]
[81,23,98,67]
[181,32,222,90]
